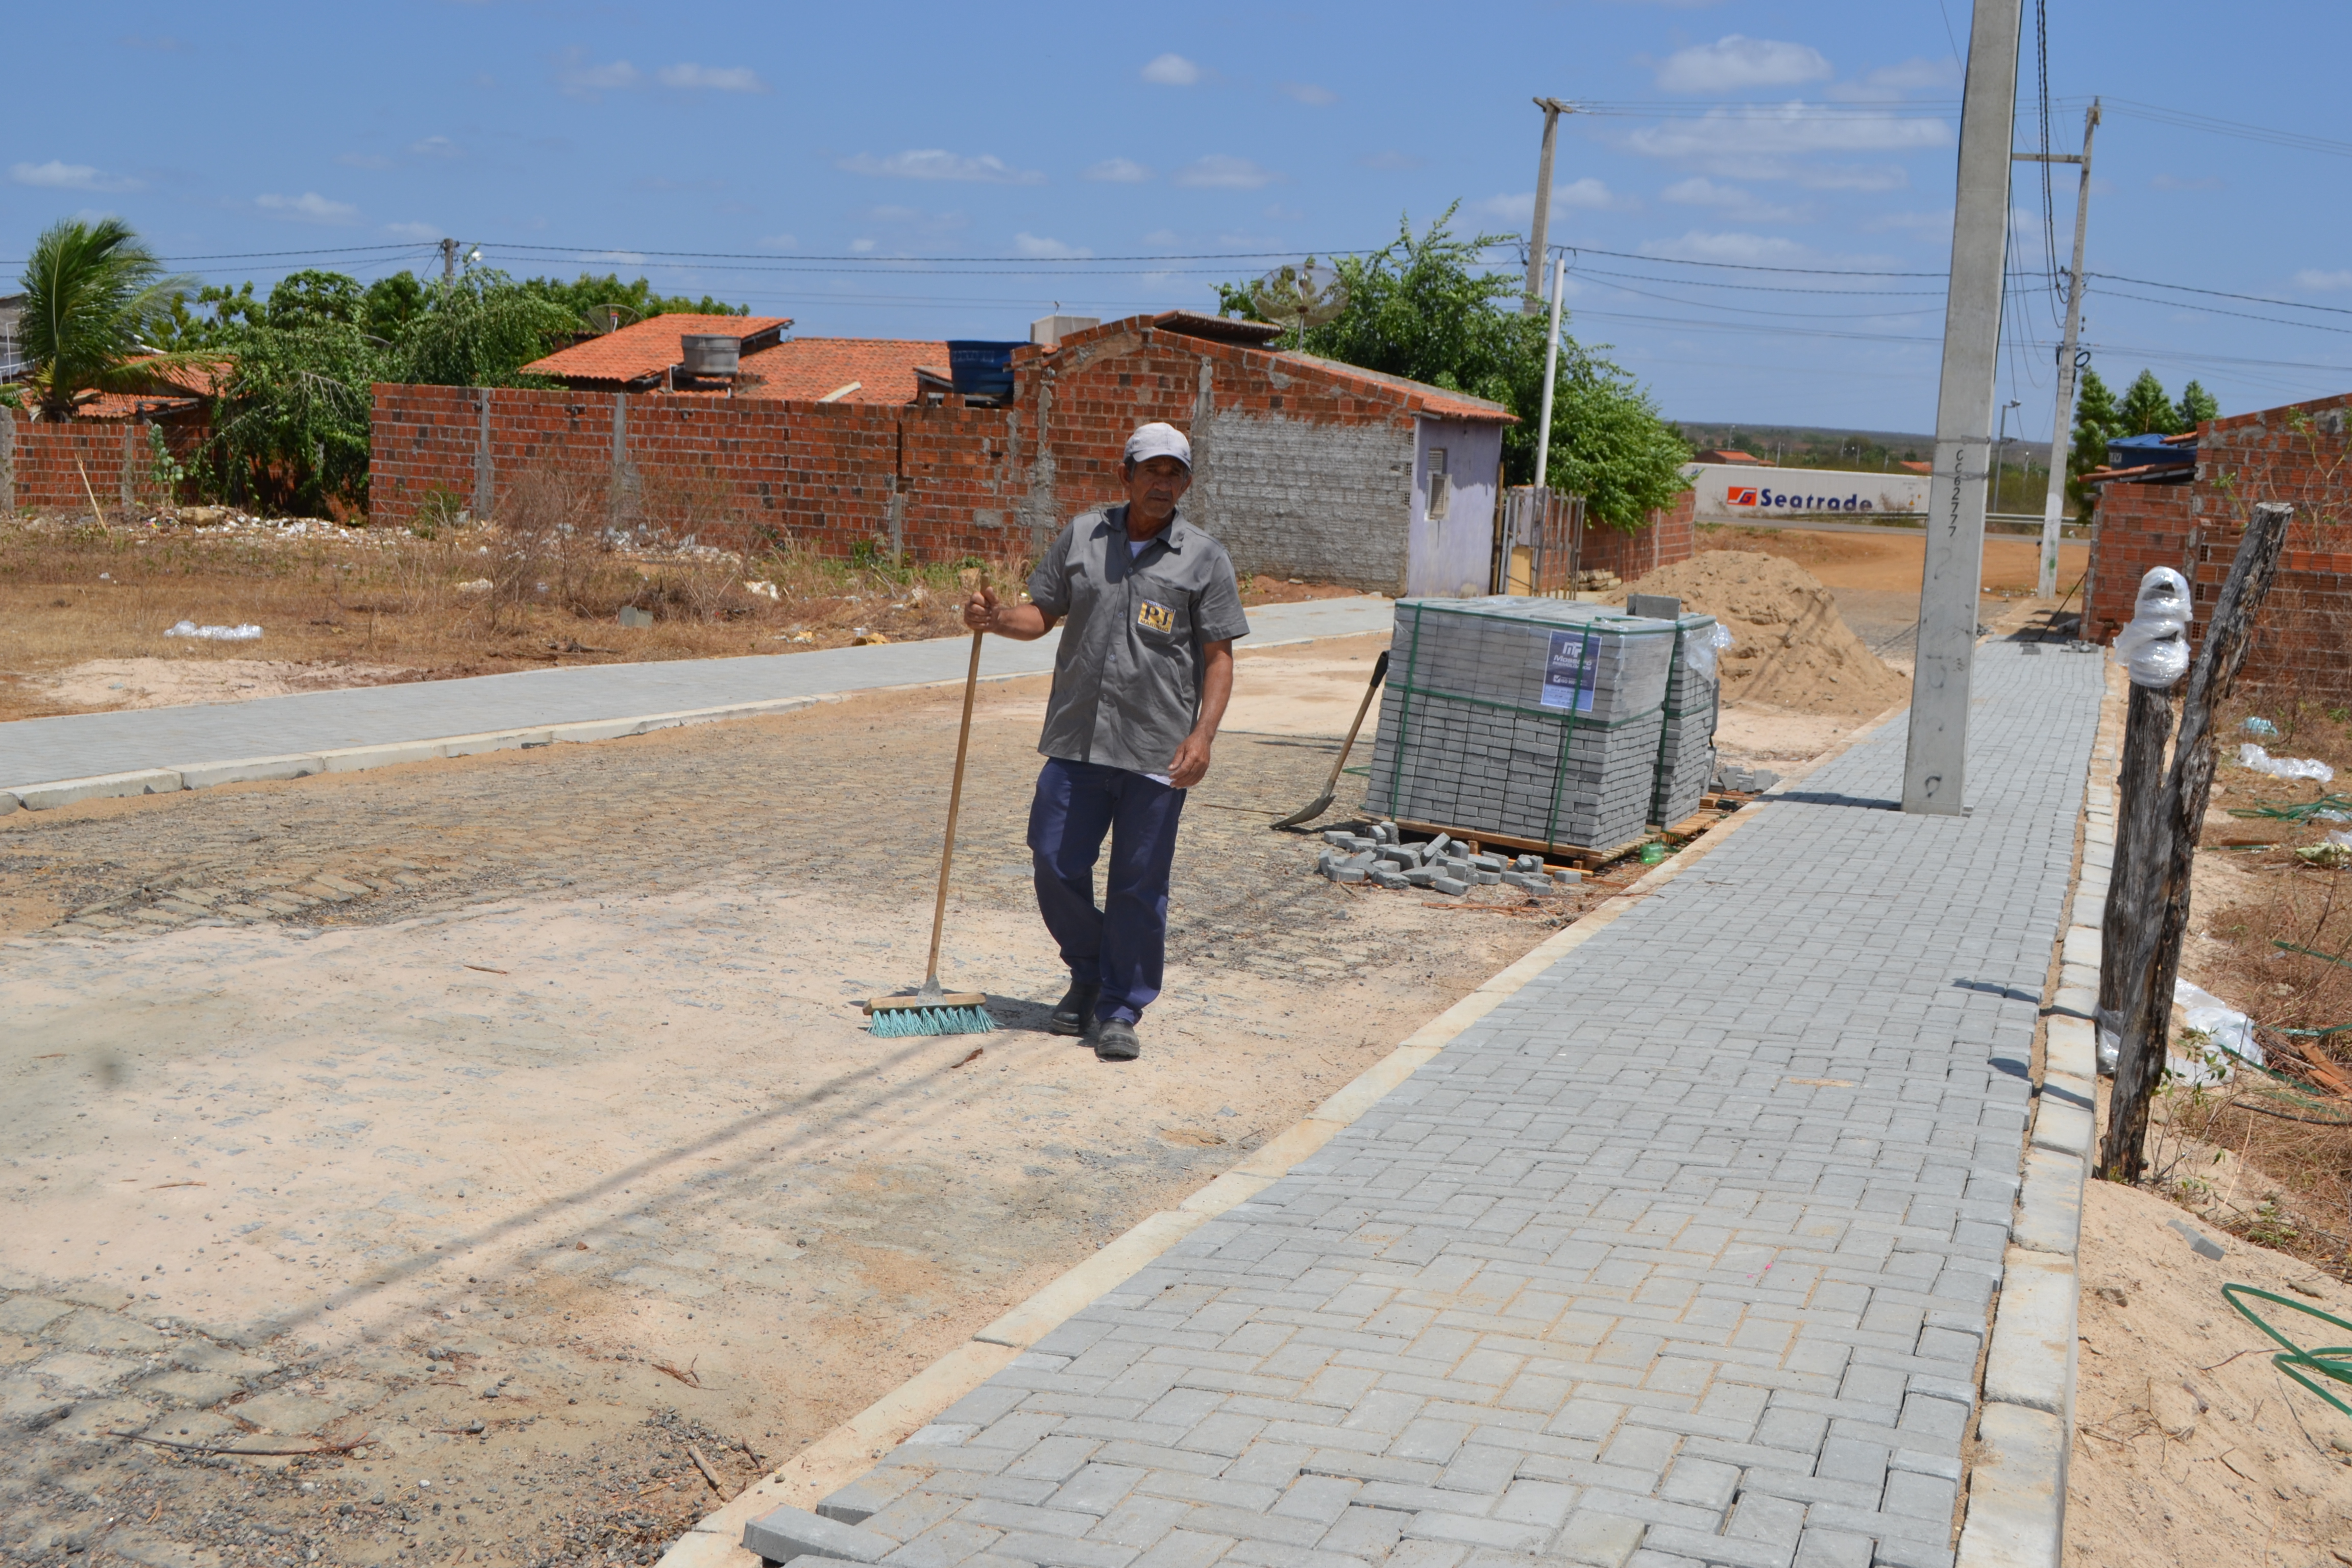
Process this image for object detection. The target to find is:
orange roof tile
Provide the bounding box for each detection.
[1276,352,1515,423]
[523,314,790,387]
[734,337,952,404]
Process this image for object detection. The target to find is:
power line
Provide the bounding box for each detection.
[2097,97,2352,159]
[1567,246,1948,279]
[2088,271,2352,317]
[2088,287,2352,337]
[1566,263,1946,298]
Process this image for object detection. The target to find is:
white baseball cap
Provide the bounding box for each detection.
[1123,422,1192,469]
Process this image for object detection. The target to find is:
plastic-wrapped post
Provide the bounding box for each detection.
[2096,568,2189,1064]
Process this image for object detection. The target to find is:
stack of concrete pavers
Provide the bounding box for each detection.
[1652,614,1726,828]
[1363,597,1685,852]
[1312,822,1582,896]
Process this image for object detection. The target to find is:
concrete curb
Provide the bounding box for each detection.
[656,801,1776,1568]
[0,627,1394,815]
[1956,659,2115,1568]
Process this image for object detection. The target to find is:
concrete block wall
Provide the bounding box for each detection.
[2089,390,2352,696]
[5,409,207,514]
[1581,487,1697,583]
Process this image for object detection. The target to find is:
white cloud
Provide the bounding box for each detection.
[1280,82,1337,106]
[1143,229,1182,247]
[850,238,877,254]
[555,50,640,96]
[1827,56,1960,100]
[1175,155,1280,189]
[12,159,139,192]
[1623,105,1950,167]
[409,136,463,159]
[1142,53,1200,86]
[760,233,798,250]
[1084,157,1153,183]
[657,63,767,92]
[1656,36,1831,93]
[257,191,360,225]
[337,152,394,170]
[1014,233,1092,259]
[838,149,1045,184]
[1659,177,1804,223]
[1359,150,1424,172]
[1471,179,1631,224]
[382,220,441,240]
[2295,269,2352,291]
[2151,173,2222,192]
[1642,229,1813,264]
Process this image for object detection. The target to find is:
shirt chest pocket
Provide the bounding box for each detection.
[1131,585,1192,647]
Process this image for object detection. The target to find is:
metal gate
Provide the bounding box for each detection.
[1493,486,1585,596]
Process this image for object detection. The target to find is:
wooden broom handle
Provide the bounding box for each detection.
[924,629,986,986]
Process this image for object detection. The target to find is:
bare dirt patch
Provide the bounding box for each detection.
[0,638,1633,1565]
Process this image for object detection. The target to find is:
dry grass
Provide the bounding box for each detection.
[0,483,1365,723]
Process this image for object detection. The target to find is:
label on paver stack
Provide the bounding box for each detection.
[1364,597,1712,852]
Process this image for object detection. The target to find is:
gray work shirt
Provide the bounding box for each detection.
[1027,504,1251,778]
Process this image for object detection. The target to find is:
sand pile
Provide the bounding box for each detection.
[1617,551,1908,717]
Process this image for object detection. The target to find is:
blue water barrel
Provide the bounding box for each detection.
[946,340,1024,401]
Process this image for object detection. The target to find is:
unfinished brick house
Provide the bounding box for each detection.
[2,354,213,513]
[373,309,1690,595]
[2086,389,2352,696]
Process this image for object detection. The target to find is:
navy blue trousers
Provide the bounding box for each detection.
[1027,758,1187,1024]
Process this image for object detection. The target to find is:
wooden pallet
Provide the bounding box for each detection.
[1392,817,1657,872]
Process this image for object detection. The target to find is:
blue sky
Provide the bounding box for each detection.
[8,2,2349,439]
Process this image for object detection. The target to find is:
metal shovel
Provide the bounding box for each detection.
[1270,650,1389,830]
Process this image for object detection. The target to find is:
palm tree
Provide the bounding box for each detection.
[18,217,198,420]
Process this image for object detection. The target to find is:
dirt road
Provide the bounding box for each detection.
[0,634,1599,1566]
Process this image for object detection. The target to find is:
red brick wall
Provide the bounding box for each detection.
[5,410,208,514]
[2090,390,2352,695]
[1579,487,1697,582]
[368,384,1023,561]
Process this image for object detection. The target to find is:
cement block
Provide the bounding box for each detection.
[1430,876,1468,896]
[1331,867,1367,884]
[174,754,325,790]
[740,1505,895,1564]
[2030,1098,2093,1163]
[2010,1147,2082,1257]
[441,728,553,757]
[318,741,444,773]
[2045,1015,2096,1081]
[1372,870,1409,890]
[2061,927,2101,969]
[1982,1250,2075,1420]
[0,791,17,816]
[11,769,183,810]
[1953,1404,2064,1568]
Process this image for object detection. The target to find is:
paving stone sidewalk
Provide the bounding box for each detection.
[756,640,2104,1568]
[1,596,1393,790]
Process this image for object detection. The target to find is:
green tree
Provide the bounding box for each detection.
[206,314,387,513]
[394,266,578,387]
[16,216,199,419]
[266,270,365,328]
[2117,369,2182,436]
[2068,366,2120,524]
[364,273,426,340]
[2177,379,2219,429]
[1218,209,1688,529]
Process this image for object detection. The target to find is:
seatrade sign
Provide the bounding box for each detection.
[1682,463,1928,525]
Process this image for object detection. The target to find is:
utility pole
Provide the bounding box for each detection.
[1534,254,1565,489]
[2023,100,2101,599]
[1524,99,1573,313]
[441,237,458,283]
[1901,0,2025,816]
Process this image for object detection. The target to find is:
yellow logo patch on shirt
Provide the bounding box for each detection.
[1137,600,1176,634]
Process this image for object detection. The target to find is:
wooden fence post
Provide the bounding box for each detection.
[2098,501,2294,1183]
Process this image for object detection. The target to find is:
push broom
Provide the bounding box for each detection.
[866,614,998,1038]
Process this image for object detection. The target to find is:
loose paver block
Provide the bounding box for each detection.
[691,644,2100,1568]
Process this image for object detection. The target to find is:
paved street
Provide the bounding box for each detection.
[1,596,1394,790]
[775,640,2103,1568]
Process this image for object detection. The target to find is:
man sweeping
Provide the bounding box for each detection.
[962,422,1250,1062]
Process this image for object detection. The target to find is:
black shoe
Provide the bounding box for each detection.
[1048,982,1100,1037]
[1095,1019,1140,1061]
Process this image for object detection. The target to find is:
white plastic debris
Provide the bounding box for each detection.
[2112,567,2191,688]
[163,620,262,641]
[745,580,780,600]
[2238,743,2334,783]
[2171,978,2262,1085]
[454,578,493,595]
[1686,622,1734,680]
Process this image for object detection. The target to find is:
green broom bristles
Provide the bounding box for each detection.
[869,1004,998,1037]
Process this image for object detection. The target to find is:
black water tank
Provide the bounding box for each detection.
[946,340,1024,402]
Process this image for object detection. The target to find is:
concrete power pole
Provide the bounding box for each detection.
[1900,0,2026,816]
[2024,101,2101,599]
[1524,99,1573,313]
[1534,255,1566,489]
[441,237,459,283]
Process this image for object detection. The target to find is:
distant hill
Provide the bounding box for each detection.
[1674,422,2054,472]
